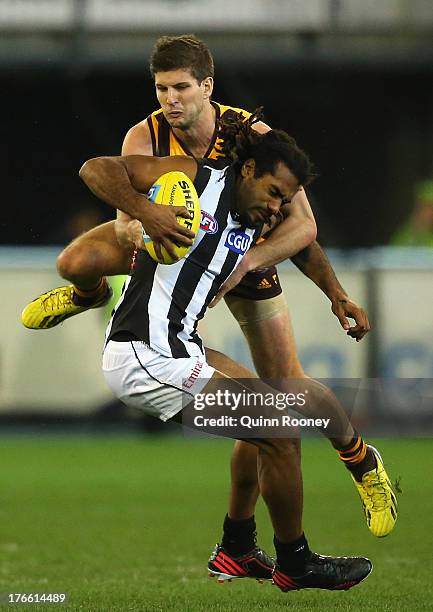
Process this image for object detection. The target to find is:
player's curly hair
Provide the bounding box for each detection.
[150,34,214,83]
[217,107,316,186]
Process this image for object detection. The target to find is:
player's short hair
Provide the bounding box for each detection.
[150,34,214,83]
[218,108,316,186]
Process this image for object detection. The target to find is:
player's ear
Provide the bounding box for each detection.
[203,77,213,99]
[241,158,256,178]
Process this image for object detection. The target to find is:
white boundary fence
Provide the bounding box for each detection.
[1,247,432,415]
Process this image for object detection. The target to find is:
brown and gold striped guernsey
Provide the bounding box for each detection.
[145,101,283,301]
[146,101,252,159]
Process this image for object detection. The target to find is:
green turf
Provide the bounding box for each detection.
[0,436,431,611]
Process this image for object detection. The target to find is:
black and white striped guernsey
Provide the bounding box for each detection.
[105,158,261,359]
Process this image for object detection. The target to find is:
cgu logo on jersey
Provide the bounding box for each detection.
[224,230,252,255]
[200,210,219,234]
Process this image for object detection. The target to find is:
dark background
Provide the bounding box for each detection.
[2,54,432,248]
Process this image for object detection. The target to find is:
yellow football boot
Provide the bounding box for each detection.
[21,284,112,330]
[352,445,398,537]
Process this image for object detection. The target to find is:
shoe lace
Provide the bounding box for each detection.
[41,287,73,313]
[363,473,391,510]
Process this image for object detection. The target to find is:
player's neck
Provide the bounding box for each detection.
[172,102,216,158]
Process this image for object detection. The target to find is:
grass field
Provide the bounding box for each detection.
[0,436,432,611]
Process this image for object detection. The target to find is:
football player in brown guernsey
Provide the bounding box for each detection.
[21,35,397,577]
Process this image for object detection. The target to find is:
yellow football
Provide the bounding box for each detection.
[143,171,201,264]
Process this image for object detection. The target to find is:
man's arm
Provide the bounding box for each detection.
[251,121,319,268]
[114,120,196,257]
[210,228,369,341]
[258,155,369,340]
[213,117,370,340]
[208,185,317,302]
[289,242,370,341]
[114,120,154,250]
[122,119,153,157]
[79,154,197,261]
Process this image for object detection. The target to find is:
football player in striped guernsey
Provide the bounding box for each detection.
[21,35,397,579]
[80,112,375,591]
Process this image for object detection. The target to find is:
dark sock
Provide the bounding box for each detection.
[274,533,310,574]
[349,449,376,482]
[334,432,376,482]
[221,514,256,556]
[72,278,108,306]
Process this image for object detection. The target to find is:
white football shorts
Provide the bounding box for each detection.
[102,340,215,422]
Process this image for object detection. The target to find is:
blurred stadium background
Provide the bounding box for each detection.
[1,0,432,426]
[0,2,432,610]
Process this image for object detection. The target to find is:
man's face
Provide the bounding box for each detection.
[236,160,301,228]
[154,69,213,130]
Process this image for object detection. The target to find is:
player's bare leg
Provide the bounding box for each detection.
[21,221,132,329]
[203,360,302,581]
[204,348,267,520]
[204,349,300,578]
[56,220,132,288]
[227,442,264,520]
[227,294,356,443]
[202,359,371,589]
[224,296,353,519]
[225,294,397,538]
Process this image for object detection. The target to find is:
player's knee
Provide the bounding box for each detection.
[232,472,258,491]
[56,241,90,282]
[256,437,300,460]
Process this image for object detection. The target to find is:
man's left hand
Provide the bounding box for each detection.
[331,297,371,342]
[209,260,249,308]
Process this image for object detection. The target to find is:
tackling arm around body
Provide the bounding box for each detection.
[209,187,317,306]
[114,121,196,258]
[79,154,196,261]
[209,188,370,341]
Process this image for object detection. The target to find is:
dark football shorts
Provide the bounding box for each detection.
[225,265,283,301]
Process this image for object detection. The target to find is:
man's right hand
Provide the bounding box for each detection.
[115,202,195,260]
[140,202,195,261]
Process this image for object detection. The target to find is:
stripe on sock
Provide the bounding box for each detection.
[73,277,106,298]
[338,436,368,465]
